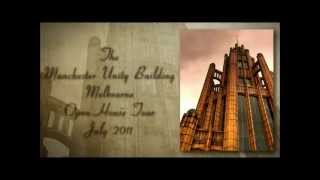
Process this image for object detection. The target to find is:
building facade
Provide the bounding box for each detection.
[40,73,75,157]
[180,43,275,152]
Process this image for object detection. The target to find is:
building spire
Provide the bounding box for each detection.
[237,36,238,45]
[235,34,239,48]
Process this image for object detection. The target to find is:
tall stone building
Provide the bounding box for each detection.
[180,43,275,152]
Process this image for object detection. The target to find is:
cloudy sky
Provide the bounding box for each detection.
[180,29,274,119]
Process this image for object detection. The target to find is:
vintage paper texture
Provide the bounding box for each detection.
[40,23,185,157]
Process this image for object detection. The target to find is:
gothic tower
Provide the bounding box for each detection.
[180,43,275,152]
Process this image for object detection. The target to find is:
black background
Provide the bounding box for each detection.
[3,0,314,176]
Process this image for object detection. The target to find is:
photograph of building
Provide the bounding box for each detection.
[180,41,276,152]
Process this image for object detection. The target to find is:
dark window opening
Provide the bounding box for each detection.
[238,76,245,86]
[221,96,226,131]
[211,100,217,129]
[238,61,243,69]
[243,61,249,69]
[263,97,274,132]
[245,78,253,86]
[238,95,249,152]
[250,96,268,151]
